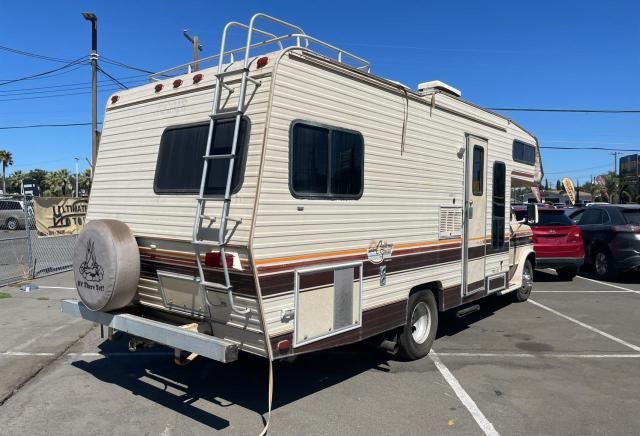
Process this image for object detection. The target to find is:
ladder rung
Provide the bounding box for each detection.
[204,154,236,160]
[202,281,231,291]
[216,67,249,78]
[192,240,224,247]
[210,111,243,119]
[199,214,216,221]
[246,76,261,86]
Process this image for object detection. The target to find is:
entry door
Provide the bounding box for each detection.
[463,135,487,295]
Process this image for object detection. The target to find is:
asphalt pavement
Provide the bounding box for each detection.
[0,269,638,435]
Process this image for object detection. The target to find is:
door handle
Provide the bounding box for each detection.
[467,206,474,219]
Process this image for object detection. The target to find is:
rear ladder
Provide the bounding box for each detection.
[192,15,306,316]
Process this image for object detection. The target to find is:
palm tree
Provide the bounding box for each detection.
[78,168,92,195]
[7,170,25,193]
[0,150,13,195]
[591,172,619,203]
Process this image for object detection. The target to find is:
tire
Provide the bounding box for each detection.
[6,217,18,231]
[398,289,438,360]
[513,259,533,302]
[556,266,578,281]
[593,248,615,280]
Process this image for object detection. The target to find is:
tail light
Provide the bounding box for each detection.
[612,225,640,233]
[566,226,582,243]
[204,252,233,268]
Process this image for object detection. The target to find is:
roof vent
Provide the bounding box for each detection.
[417,80,461,98]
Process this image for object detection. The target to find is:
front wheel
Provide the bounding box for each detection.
[593,249,615,280]
[513,259,533,302]
[6,217,18,231]
[398,289,438,360]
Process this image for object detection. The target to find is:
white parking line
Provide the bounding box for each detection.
[576,276,640,294]
[430,352,499,436]
[436,352,640,359]
[533,290,634,293]
[528,299,640,352]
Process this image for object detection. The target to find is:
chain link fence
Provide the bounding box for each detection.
[0,195,77,287]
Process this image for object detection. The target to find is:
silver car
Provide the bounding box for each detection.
[0,200,27,230]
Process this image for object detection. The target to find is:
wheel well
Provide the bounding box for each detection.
[527,252,536,268]
[409,281,442,311]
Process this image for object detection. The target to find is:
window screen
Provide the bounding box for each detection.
[491,162,506,249]
[513,140,536,165]
[290,122,364,199]
[154,117,249,195]
[472,145,484,196]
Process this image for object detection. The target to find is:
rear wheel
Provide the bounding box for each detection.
[513,259,533,302]
[398,290,438,360]
[6,217,18,231]
[556,266,578,281]
[593,249,615,280]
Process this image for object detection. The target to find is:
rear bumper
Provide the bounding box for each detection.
[536,257,584,269]
[61,299,238,363]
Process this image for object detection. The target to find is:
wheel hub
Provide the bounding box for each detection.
[411,302,431,344]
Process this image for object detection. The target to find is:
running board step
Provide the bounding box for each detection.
[456,304,480,318]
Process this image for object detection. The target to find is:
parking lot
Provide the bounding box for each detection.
[0,269,638,436]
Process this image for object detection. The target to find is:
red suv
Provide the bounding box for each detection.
[514,206,584,280]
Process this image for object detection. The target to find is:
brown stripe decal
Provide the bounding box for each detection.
[270,299,407,358]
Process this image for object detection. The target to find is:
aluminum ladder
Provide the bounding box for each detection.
[192,14,306,316]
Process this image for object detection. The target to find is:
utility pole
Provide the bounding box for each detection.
[610,151,620,175]
[75,157,80,197]
[183,29,203,72]
[82,12,98,173]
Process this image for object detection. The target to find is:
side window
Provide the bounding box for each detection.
[580,209,602,225]
[472,145,484,196]
[154,117,250,195]
[512,140,536,165]
[290,122,364,199]
[602,210,612,225]
[491,162,506,249]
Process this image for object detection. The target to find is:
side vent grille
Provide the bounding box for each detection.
[439,206,462,240]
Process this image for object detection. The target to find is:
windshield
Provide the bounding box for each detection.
[622,209,640,225]
[536,210,573,226]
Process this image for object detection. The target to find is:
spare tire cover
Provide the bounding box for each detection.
[73,219,140,312]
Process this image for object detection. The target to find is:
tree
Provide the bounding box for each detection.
[0,150,13,195]
[544,178,549,191]
[44,169,72,197]
[555,179,561,191]
[591,172,619,203]
[7,170,25,193]
[78,168,92,195]
[25,169,48,193]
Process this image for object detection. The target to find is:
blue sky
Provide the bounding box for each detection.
[1,0,639,186]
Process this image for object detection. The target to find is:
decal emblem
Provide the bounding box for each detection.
[79,240,104,282]
[367,240,393,264]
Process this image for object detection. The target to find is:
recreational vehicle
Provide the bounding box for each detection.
[63,14,541,368]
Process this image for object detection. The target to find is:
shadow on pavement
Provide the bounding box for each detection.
[72,338,392,430]
[436,295,513,339]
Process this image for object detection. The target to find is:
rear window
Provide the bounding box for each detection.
[513,140,536,165]
[154,117,249,195]
[0,201,22,211]
[536,210,573,226]
[622,209,640,225]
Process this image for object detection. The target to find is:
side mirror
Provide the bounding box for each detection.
[527,203,539,225]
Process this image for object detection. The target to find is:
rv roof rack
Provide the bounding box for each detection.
[149,13,371,81]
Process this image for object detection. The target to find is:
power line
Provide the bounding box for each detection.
[0,79,146,97]
[0,122,102,130]
[0,45,75,63]
[490,107,640,114]
[101,56,155,74]
[540,146,640,151]
[0,74,148,94]
[97,66,129,89]
[0,87,121,102]
[0,59,87,86]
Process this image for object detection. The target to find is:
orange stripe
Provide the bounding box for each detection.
[255,239,462,267]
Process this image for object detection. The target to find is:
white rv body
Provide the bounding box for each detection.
[72,14,541,361]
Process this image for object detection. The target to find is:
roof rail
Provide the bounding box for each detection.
[149,13,370,81]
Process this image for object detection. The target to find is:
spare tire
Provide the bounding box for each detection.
[73,219,140,311]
